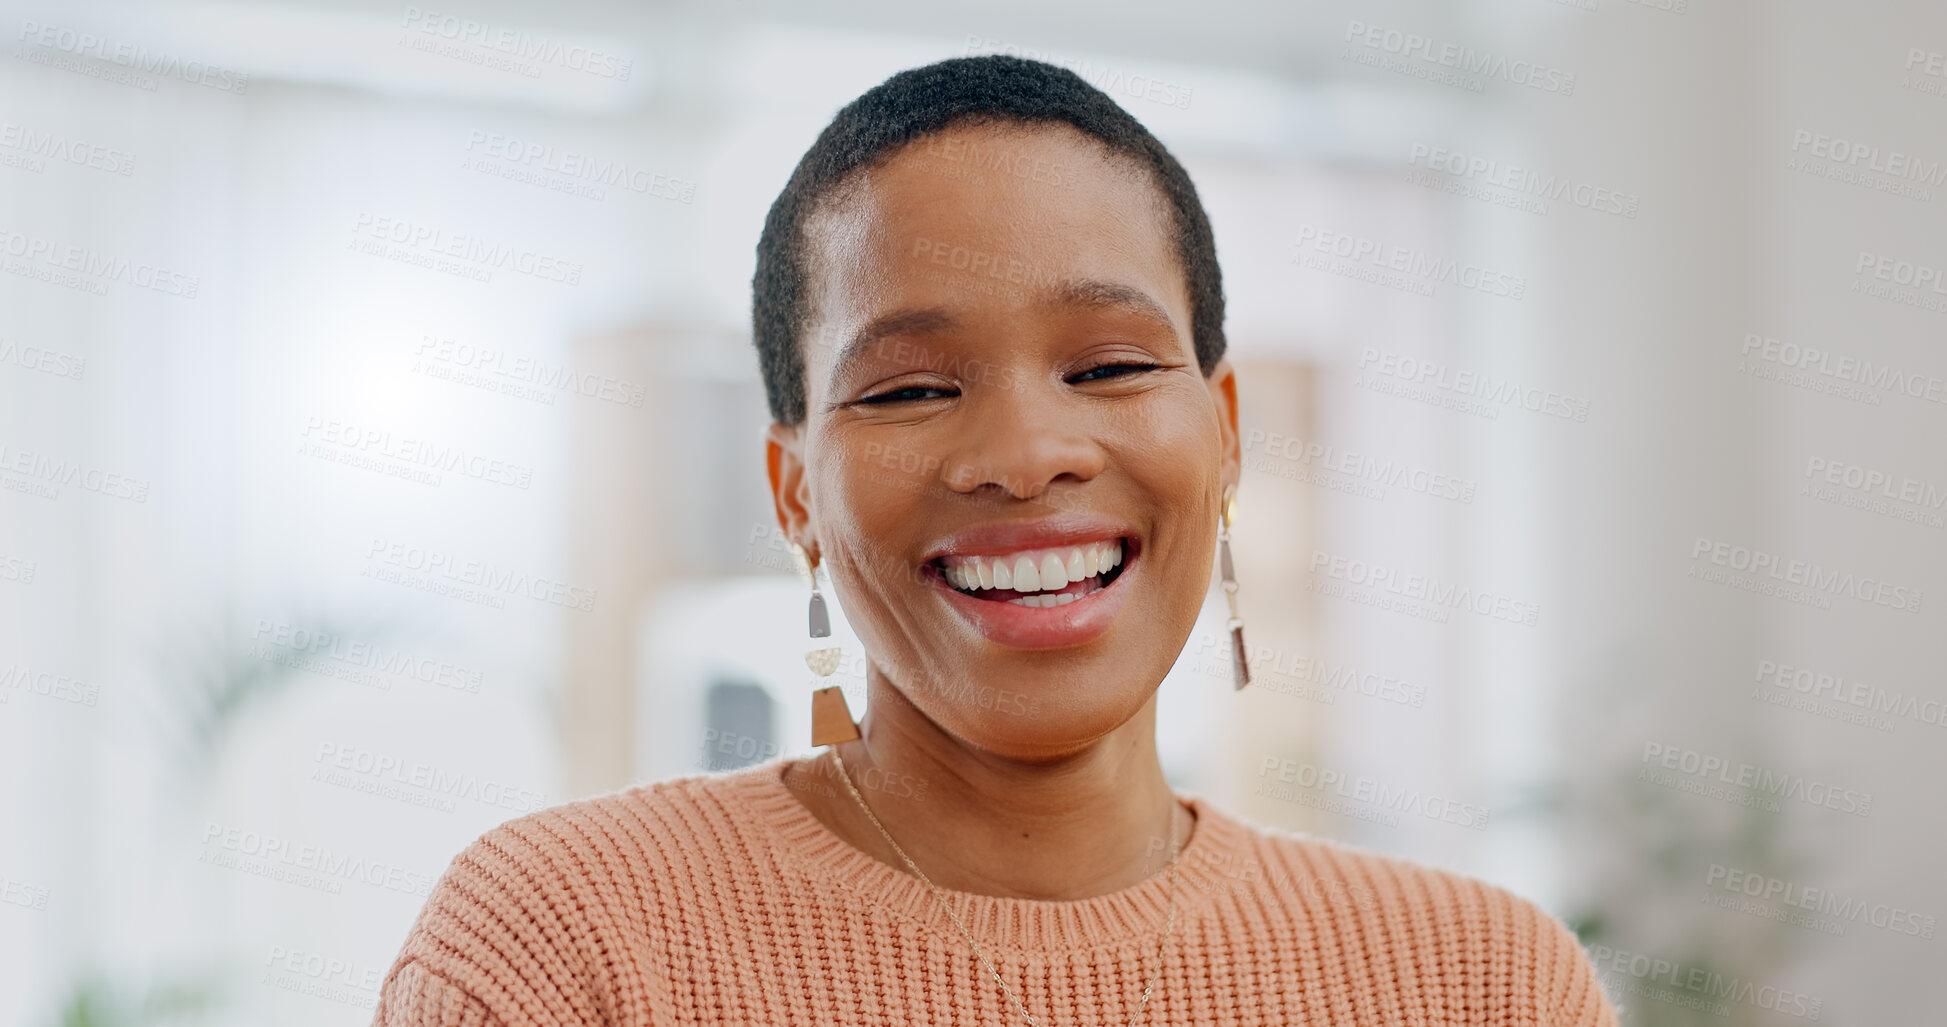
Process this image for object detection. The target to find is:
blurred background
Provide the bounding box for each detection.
[2,0,1942,1023]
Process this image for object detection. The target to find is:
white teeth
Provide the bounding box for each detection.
[1039,552,1067,591]
[1013,555,1040,592]
[938,539,1126,596]
[1005,582,1101,607]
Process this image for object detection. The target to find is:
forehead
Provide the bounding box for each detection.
[798,120,1188,361]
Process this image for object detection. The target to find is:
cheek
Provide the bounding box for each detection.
[1114,389,1221,627]
[820,446,934,531]
[1112,385,1221,488]
[813,452,933,591]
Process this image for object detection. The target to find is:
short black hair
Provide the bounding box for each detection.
[751,54,1227,426]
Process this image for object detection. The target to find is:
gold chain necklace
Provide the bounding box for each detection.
[826,747,1182,1027]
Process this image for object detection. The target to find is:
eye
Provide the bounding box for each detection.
[857,384,958,405]
[1070,362,1164,383]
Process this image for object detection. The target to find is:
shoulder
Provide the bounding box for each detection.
[371,761,786,1026]
[1191,803,1616,1027]
[454,758,787,890]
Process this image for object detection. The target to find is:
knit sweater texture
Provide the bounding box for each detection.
[371,757,1617,1026]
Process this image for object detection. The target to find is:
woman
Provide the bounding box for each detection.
[373,55,1617,1027]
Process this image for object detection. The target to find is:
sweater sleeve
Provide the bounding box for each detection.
[1535,912,1618,1027]
[374,960,500,1027]
[369,818,610,1027]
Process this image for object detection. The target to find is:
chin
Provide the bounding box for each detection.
[882,644,1181,763]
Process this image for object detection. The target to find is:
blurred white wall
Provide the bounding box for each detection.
[1,1,1942,1025]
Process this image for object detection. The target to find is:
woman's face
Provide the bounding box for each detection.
[767,120,1239,760]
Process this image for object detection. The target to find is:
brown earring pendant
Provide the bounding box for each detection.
[1219,484,1250,690]
[790,542,861,746]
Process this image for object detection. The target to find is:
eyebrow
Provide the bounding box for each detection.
[826,277,1181,379]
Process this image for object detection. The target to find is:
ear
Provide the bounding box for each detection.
[764,419,816,562]
[1207,356,1241,498]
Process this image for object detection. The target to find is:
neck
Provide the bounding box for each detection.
[784,673,1190,901]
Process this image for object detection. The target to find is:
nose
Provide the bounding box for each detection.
[940,378,1108,505]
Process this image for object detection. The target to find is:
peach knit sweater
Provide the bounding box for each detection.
[372,758,1616,1026]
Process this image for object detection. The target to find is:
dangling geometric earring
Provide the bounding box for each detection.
[1219,483,1250,690]
[790,542,861,746]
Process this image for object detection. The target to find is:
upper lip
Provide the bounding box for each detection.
[921,512,1138,561]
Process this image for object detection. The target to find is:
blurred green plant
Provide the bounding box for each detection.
[44,605,408,1027]
[1491,647,1826,1027]
[1565,748,1818,1027]
[51,973,219,1027]
[148,607,408,785]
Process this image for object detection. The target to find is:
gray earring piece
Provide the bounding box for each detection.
[1220,484,1249,690]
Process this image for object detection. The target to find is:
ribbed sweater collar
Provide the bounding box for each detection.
[720,755,1254,955]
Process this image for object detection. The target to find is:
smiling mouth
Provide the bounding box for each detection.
[929,537,1136,608]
